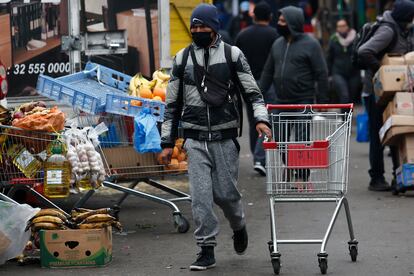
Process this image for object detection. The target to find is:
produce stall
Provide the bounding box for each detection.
[0,62,191,238]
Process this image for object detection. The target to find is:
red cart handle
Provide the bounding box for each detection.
[266,104,354,110]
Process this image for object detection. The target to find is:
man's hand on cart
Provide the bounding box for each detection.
[159,148,173,165]
[256,122,272,140]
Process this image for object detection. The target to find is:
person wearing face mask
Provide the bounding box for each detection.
[259,6,329,183]
[358,0,414,192]
[159,3,271,271]
[327,19,360,105]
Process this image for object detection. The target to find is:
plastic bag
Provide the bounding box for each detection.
[133,108,161,153]
[356,112,369,142]
[0,200,40,264]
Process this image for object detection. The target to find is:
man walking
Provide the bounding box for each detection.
[235,1,279,176]
[358,0,414,191]
[259,6,329,182]
[160,4,271,271]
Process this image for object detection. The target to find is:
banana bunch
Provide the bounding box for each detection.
[72,208,122,231]
[152,70,170,89]
[27,209,70,232]
[128,73,156,97]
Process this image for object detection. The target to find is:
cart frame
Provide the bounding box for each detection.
[263,104,358,275]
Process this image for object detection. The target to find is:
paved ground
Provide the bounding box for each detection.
[1,107,414,276]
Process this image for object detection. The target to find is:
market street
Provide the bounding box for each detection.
[0,107,413,276]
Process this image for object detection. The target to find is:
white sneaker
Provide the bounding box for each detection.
[254,162,266,176]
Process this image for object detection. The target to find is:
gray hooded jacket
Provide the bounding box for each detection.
[259,6,329,104]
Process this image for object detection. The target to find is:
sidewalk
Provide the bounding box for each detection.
[1,111,413,276]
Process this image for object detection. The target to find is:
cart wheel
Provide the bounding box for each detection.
[271,258,281,275]
[318,258,328,275]
[349,245,358,262]
[174,215,190,233]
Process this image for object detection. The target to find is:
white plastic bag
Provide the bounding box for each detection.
[0,200,39,264]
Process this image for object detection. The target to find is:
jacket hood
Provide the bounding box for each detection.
[279,6,304,37]
[391,0,414,23]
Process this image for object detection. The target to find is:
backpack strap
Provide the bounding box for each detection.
[176,45,190,138]
[224,43,244,137]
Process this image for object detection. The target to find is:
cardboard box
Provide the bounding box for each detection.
[373,65,414,101]
[381,52,414,66]
[396,163,414,188]
[379,115,414,145]
[382,92,414,122]
[382,54,406,66]
[398,134,414,163]
[40,227,112,268]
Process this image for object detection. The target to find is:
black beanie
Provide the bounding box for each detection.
[391,0,414,23]
[190,4,220,33]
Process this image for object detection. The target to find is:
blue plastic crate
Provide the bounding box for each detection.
[396,164,414,188]
[36,62,132,114]
[105,93,165,122]
[98,123,121,148]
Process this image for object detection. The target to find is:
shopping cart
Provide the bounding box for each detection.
[0,114,191,233]
[263,104,358,275]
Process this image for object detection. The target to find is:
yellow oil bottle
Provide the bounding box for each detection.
[8,144,41,179]
[44,141,71,198]
[78,175,93,191]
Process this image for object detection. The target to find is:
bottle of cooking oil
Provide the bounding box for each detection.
[8,144,42,179]
[44,141,71,198]
[78,174,93,191]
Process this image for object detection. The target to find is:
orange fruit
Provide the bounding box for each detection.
[153,87,166,102]
[177,152,186,162]
[178,161,188,170]
[168,159,179,170]
[172,146,179,158]
[131,100,142,106]
[152,96,163,102]
[139,87,153,99]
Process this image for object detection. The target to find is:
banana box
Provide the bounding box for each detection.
[40,226,112,268]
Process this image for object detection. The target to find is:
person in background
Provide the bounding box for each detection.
[227,1,253,41]
[259,6,329,182]
[357,0,414,191]
[235,1,279,176]
[327,19,360,105]
[160,4,272,271]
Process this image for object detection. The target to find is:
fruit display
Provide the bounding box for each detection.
[128,69,170,104]
[27,207,122,233]
[157,138,188,171]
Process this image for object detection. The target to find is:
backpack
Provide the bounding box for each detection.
[351,18,398,69]
[178,43,244,136]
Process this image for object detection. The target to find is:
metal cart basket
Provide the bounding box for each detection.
[0,113,191,233]
[263,104,358,275]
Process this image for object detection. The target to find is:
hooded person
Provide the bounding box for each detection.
[259,6,329,183]
[260,6,329,104]
[160,3,272,271]
[357,0,414,192]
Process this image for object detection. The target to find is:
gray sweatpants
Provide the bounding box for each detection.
[183,138,246,247]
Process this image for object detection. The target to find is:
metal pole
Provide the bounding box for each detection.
[232,0,238,16]
[68,0,81,73]
[144,0,155,76]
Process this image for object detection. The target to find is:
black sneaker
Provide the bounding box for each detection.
[254,162,266,176]
[233,226,248,255]
[368,178,391,191]
[190,246,216,271]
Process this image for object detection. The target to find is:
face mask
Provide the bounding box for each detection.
[277,24,290,38]
[192,32,213,48]
[338,31,348,38]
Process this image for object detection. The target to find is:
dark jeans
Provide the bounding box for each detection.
[332,74,361,104]
[273,109,311,180]
[246,101,265,165]
[363,94,399,180]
